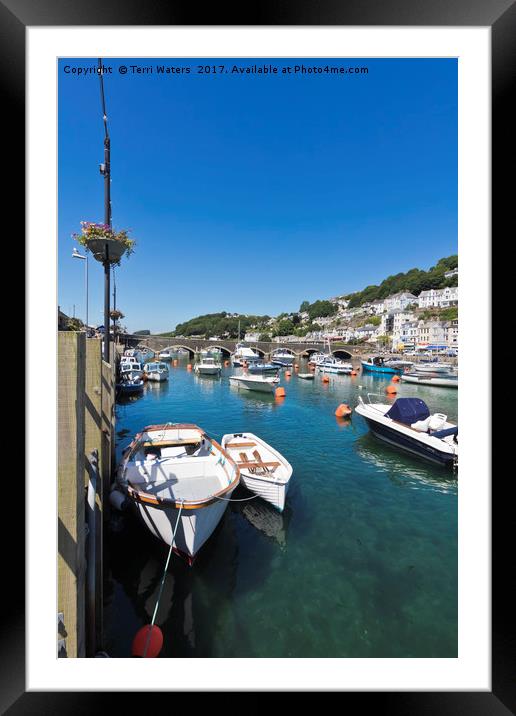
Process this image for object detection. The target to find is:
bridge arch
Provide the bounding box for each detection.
[204,345,232,358]
[160,344,196,359]
[331,348,352,359]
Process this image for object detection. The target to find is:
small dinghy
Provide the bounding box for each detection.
[401,372,458,388]
[413,362,453,374]
[116,424,240,563]
[229,374,280,394]
[297,373,315,380]
[355,396,458,467]
[221,432,293,512]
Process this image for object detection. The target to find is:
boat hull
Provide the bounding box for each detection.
[240,473,289,512]
[361,362,401,374]
[362,417,456,466]
[229,377,277,393]
[195,367,221,375]
[401,374,458,388]
[134,491,234,559]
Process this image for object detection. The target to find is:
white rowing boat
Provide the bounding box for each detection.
[116,423,240,563]
[221,432,293,512]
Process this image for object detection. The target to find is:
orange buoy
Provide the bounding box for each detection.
[335,403,352,418]
[322,375,330,383]
[391,374,400,382]
[350,370,358,376]
[132,625,163,658]
[385,384,397,394]
[275,387,286,398]
[224,360,229,367]
[285,371,291,378]
[173,359,178,367]
[294,364,299,371]
[187,363,192,371]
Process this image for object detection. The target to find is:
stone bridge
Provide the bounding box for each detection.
[120,334,373,361]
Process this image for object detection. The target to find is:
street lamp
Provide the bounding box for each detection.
[72,247,89,330]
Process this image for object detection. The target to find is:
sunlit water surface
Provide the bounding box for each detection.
[104,359,457,657]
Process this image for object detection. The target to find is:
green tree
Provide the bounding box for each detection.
[258,333,272,342]
[299,300,310,312]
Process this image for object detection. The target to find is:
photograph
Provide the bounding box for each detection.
[57,56,460,659]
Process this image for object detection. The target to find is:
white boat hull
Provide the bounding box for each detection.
[401,373,458,388]
[195,366,221,375]
[229,376,278,393]
[240,473,289,512]
[145,372,168,382]
[135,493,234,561]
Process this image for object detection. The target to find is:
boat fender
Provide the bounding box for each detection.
[335,403,352,417]
[110,489,129,512]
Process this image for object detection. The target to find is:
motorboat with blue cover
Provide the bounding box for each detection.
[355,396,458,466]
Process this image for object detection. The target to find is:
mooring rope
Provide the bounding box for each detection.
[212,493,260,502]
[142,500,184,658]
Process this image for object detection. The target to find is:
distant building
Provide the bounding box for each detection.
[418,286,458,309]
[384,292,418,312]
[444,267,458,279]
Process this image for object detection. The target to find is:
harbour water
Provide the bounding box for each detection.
[104,358,457,658]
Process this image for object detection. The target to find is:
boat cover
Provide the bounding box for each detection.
[431,426,458,439]
[386,398,430,425]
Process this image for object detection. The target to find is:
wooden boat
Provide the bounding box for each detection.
[194,356,221,375]
[116,424,240,563]
[297,373,315,380]
[143,361,169,382]
[229,374,280,394]
[221,432,293,512]
[355,396,458,467]
[401,372,458,388]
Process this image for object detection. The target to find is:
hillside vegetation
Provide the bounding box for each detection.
[344,255,457,308]
[159,312,271,338]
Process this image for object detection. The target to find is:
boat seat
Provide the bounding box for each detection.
[227,442,257,448]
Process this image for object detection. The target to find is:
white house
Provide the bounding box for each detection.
[384,292,418,313]
[417,320,447,348]
[418,286,458,309]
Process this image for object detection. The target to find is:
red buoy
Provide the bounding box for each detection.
[132,625,164,658]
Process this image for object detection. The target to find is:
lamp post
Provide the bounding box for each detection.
[72,247,89,329]
[98,57,111,362]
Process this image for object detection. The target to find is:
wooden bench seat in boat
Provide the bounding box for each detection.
[225,442,257,448]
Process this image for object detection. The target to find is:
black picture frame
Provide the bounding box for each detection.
[6,0,511,711]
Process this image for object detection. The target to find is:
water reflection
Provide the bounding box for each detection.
[354,434,458,494]
[234,494,292,549]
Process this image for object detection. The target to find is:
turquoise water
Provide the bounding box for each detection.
[104,360,457,658]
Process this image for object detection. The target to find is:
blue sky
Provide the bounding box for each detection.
[58,58,457,333]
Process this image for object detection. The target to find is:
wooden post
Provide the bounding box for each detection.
[84,339,104,651]
[57,332,86,658]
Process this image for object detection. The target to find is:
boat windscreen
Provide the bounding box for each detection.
[385,398,430,425]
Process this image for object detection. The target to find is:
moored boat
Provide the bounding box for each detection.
[231,342,260,367]
[194,356,222,376]
[271,349,295,366]
[413,362,454,374]
[119,361,144,381]
[229,374,280,394]
[116,423,240,562]
[221,432,293,512]
[400,372,458,388]
[355,395,458,466]
[143,361,169,382]
[317,357,353,374]
[116,376,144,394]
[247,360,279,374]
[297,373,315,380]
[361,356,403,375]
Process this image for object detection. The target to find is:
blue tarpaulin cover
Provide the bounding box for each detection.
[386,398,430,425]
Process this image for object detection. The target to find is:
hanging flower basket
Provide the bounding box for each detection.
[72,222,135,265]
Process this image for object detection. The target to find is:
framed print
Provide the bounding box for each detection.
[5,0,513,710]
